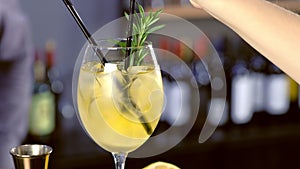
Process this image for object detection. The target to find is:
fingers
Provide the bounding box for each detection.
[189,0,202,8]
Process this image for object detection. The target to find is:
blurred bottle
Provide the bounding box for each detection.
[289,78,298,107]
[206,36,233,127]
[191,36,212,130]
[29,49,55,137]
[249,53,268,113]
[265,62,289,115]
[192,36,210,87]
[283,75,299,124]
[45,40,64,129]
[288,76,298,113]
[165,80,192,126]
[159,37,193,126]
[180,38,194,63]
[230,40,254,125]
[298,85,300,110]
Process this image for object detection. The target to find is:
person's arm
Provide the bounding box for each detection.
[0,1,31,62]
[0,20,3,43]
[190,0,300,83]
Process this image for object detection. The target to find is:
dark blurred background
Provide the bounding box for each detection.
[16,0,300,168]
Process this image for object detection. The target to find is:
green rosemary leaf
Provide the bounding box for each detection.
[147,25,165,34]
[140,33,148,45]
[145,14,152,26]
[137,50,148,65]
[124,12,130,21]
[148,17,160,27]
[133,24,138,35]
[138,3,145,17]
[118,41,127,48]
[124,2,164,66]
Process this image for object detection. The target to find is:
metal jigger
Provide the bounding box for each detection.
[9,144,52,169]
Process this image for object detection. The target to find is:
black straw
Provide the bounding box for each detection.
[124,0,136,69]
[125,0,153,135]
[62,0,107,64]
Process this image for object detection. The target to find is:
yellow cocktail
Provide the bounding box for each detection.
[77,62,164,153]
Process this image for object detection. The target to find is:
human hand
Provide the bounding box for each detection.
[189,0,202,8]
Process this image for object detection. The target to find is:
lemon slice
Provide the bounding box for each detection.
[143,161,180,169]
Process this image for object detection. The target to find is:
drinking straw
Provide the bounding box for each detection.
[126,0,153,135]
[62,0,107,64]
[124,0,136,69]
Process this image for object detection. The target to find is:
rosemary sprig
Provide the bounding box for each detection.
[122,3,165,67]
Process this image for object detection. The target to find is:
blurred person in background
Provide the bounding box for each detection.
[190,0,300,84]
[0,0,33,168]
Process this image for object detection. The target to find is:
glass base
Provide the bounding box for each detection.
[112,152,128,169]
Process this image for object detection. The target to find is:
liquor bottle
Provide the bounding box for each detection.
[249,54,267,113]
[45,40,63,130]
[284,75,299,124]
[180,38,194,63]
[298,85,300,112]
[205,36,233,127]
[166,80,192,126]
[192,36,210,87]
[288,76,299,116]
[230,40,254,125]
[265,62,289,115]
[29,49,56,137]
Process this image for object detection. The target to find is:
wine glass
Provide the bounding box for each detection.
[73,39,164,169]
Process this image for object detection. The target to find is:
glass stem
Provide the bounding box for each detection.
[112,152,128,169]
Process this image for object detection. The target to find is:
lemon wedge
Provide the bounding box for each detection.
[143,161,180,169]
